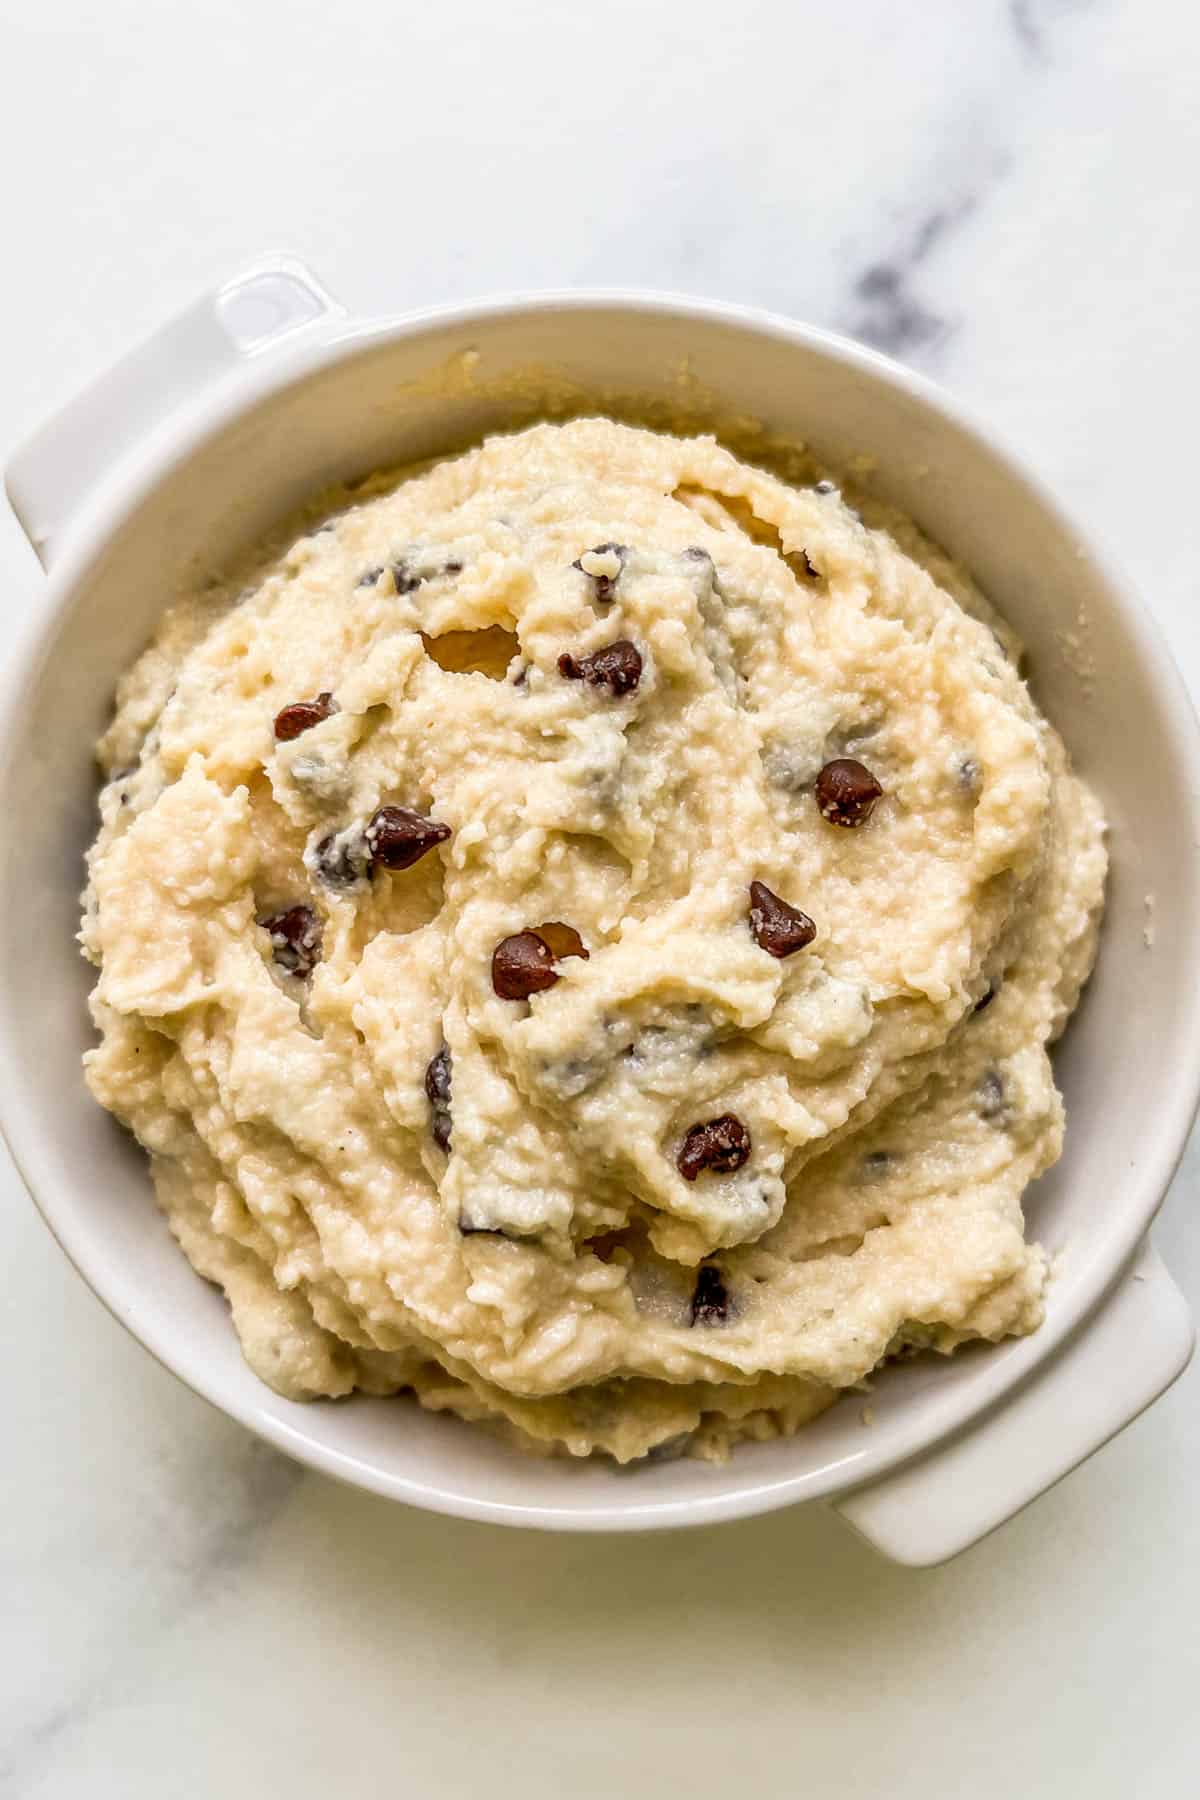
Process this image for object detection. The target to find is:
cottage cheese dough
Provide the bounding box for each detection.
[81,419,1106,1462]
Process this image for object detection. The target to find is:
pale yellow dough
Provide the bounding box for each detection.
[81,419,1106,1463]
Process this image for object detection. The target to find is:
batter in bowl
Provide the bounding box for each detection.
[80,418,1106,1461]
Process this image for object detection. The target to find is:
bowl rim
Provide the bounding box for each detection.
[3,285,1200,1530]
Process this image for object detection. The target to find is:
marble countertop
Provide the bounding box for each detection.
[3,2,1198,1794]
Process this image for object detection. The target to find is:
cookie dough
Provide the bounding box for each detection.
[80,418,1106,1463]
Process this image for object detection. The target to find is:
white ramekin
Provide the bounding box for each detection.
[3,257,1197,1565]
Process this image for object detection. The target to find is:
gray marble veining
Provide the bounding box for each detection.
[2,1432,304,1793]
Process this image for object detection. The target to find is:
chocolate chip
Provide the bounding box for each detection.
[748,880,816,957]
[535,920,590,962]
[357,558,435,593]
[492,931,559,1000]
[491,920,590,1000]
[690,1264,730,1325]
[558,640,643,697]
[273,692,337,742]
[425,1045,453,1151]
[313,829,371,888]
[364,805,451,871]
[974,984,997,1013]
[444,559,464,576]
[572,542,627,604]
[392,561,424,595]
[677,1114,752,1181]
[425,1043,452,1105]
[978,1069,1007,1120]
[259,905,322,976]
[815,758,883,827]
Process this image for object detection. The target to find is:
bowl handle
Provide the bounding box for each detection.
[833,1238,1193,1566]
[4,255,343,571]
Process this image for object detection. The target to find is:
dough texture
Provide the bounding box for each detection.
[81,419,1106,1462]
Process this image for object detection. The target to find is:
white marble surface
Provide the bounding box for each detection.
[3,2,1199,1793]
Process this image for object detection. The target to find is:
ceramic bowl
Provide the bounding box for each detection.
[3,259,1197,1563]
